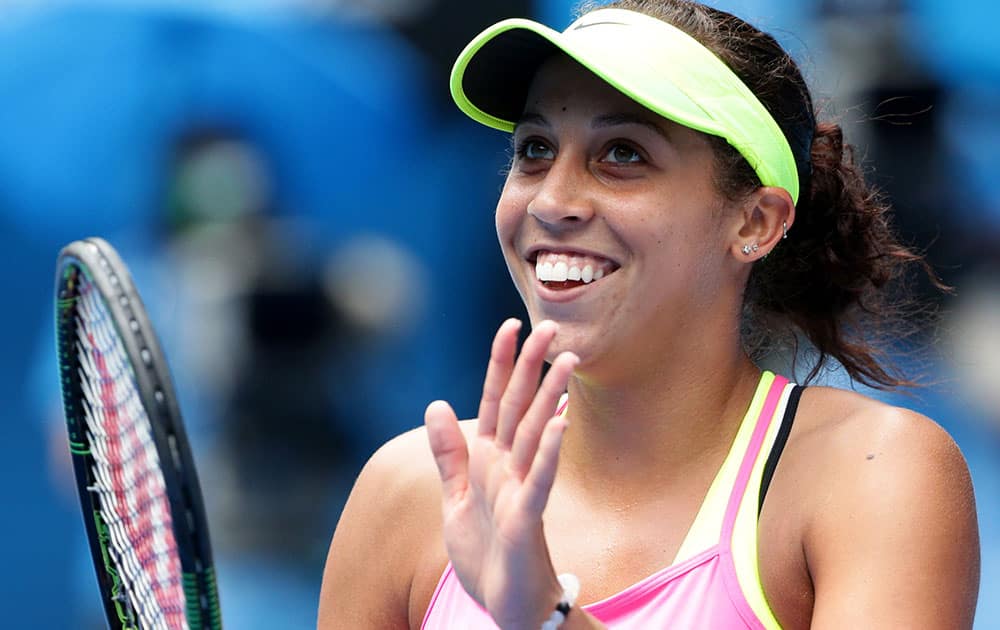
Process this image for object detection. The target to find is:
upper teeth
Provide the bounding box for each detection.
[535,254,609,283]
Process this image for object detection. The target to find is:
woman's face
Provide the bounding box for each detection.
[496,55,746,372]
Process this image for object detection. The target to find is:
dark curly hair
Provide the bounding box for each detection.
[580,0,945,388]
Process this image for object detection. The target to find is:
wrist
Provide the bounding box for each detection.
[540,573,580,630]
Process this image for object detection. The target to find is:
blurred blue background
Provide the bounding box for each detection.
[2,0,997,627]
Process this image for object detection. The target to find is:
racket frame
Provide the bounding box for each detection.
[56,237,221,629]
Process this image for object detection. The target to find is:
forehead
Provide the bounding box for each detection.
[521,53,704,147]
[524,54,646,115]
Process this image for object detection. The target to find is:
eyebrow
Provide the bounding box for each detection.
[514,111,549,131]
[514,111,672,143]
[592,112,672,143]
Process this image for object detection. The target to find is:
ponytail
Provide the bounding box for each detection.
[744,121,947,387]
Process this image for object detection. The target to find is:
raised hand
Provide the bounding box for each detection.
[425,319,579,629]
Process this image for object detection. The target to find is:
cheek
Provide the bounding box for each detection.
[495,180,525,245]
[494,197,525,289]
[620,203,723,289]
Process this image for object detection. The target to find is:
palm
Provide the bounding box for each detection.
[425,319,578,626]
[444,434,539,590]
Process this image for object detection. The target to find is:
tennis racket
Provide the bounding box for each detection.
[55,237,222,630]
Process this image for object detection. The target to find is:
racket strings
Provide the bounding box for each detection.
[76,278,189,630]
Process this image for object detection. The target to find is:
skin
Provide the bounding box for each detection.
[317,54,979,629]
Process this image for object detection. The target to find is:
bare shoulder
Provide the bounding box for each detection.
[790,386,975,503]
[794,385,960,450]
[357,423,448,495]
[767,385,980,628]
[788,385,977,533]
[317,420,479,629]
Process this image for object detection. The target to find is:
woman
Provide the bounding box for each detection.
[318,1,980,628]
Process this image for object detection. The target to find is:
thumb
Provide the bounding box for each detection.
[425,400,469,505]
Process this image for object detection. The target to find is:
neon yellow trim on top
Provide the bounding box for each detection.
[730,381,794,630]
[671,371,774,564]
[450,9,800,201]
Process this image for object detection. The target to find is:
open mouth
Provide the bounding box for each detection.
[531,250,619,290]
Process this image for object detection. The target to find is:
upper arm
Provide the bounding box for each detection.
[806,408,980,629]
[317,427,442,630]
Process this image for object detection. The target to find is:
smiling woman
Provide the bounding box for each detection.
[317,2,980,629]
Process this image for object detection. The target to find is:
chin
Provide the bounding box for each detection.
[534,318,600,363]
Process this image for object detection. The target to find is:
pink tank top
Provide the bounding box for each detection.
[421,372,793,629]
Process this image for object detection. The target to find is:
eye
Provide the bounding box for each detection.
[516,139,555,161]
[602,143,643,164]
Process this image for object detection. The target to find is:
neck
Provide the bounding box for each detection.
[555,338,762,505]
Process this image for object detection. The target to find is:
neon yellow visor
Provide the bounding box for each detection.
[451,8,800,203]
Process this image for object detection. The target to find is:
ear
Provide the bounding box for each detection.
[729,186,795,262]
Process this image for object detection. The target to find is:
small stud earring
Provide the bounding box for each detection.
[741,244,752,255]
[751,243,760,253]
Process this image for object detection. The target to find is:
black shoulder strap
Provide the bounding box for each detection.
[758,385,805,517]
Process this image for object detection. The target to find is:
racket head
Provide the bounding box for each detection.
[55,237,221,630]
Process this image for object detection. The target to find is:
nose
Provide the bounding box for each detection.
[526,157,595,227]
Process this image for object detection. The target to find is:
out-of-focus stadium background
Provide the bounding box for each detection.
[2,0,997,626]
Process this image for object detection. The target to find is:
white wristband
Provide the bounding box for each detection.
[541,573,580,630]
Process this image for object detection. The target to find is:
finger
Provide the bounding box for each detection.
[509,351,578,478]
[477,318,523,438]
[521,417,569,519]
[425,400,469,506]
[495,320,559,449]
